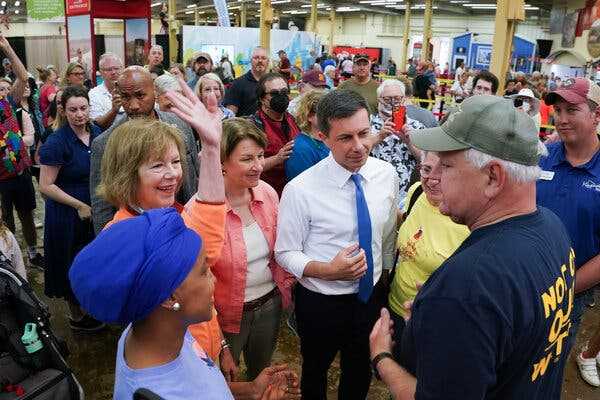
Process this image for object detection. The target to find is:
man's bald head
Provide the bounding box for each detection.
[116,66,156,118]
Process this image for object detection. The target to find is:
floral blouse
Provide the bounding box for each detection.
[370,113,425,208]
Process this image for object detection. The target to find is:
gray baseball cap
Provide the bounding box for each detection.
[410,95,540,166]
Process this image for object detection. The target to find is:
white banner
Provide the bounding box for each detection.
[213,0,231,27]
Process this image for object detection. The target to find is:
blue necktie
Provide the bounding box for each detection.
[351,174,374,303]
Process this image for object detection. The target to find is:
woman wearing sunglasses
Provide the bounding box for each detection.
[250,73,300,196]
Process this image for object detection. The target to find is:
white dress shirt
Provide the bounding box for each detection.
[275,153,399,295]
[89,82,113,120]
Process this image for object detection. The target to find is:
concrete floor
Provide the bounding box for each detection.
[18,192,600,400]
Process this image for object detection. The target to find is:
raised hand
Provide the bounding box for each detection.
[165,76,222,149]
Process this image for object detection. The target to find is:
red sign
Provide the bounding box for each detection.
[332,46,382,63]
[66,0,90,15]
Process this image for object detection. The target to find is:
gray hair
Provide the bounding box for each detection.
[463,142,548,183]
[99,52,123,69]
[150,44,163,53]
[376,79,406,98]
[194,72,225,97]
[154,74,181,95]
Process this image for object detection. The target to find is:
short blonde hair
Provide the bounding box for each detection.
[195,72,225,99]
[61,62,85,86]
[221,118,267,161]
[97,118,187,207]
[295,90,325,133]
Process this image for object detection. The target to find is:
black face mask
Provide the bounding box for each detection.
[269,93,289,114]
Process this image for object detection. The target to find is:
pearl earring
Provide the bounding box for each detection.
[172,302,181,311]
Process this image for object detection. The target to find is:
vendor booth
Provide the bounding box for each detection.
[451,32,536,74]
[64,0,151,85]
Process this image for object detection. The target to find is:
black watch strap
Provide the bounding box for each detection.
[371,351,393,380]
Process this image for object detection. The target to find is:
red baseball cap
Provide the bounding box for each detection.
[302,70,329,88]
[545,77,600,106]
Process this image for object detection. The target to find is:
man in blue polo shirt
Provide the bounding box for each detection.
[538,77,600,386]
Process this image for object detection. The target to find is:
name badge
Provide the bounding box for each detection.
[539,171,555,181]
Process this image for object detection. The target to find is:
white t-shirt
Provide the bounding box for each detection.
[243,222,275,302]
[455,66,464,80]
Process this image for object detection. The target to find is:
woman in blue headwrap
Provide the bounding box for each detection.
[70,209,300,400]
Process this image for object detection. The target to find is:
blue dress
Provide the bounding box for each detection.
[39,123,102,300]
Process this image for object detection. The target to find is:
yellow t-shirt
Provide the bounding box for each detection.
[388,182,470,317]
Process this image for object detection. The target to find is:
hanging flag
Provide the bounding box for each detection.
[213,0,231,27]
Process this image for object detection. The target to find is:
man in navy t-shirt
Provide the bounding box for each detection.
[369,95,574,399]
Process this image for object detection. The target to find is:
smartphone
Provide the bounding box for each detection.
[393,106,406,131]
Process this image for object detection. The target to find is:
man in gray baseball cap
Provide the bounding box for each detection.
[369,95,575,399]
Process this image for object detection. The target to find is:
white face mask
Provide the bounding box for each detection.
[521,101,531,113]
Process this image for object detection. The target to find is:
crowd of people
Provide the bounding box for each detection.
[1,32,599,399]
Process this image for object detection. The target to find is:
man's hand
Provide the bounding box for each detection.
[276,140,294,164]
[379,118,396,141]
[254,364,301,400]
[76,204,92,220]
[111,92,122,113]
[395,124,411,144]
[219,347,238,383]
[402,281,423,322]
[325,243,367,281]
[166,76,222,149]
[369,308,394,359]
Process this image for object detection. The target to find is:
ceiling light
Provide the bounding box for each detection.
[336,6,359,11]
[14,0,19,6]
[1,2,6,6]
[301,3,326,7]
[450,0,470,3]
[151,2,162,6]
[14,9,18,13]
[185,10,194,14]
[186,4,197,8]
[271,0,291,3]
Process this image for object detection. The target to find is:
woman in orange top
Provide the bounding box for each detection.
[95,79,238,381]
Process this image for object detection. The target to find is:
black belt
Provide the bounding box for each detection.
[243,287,278,312]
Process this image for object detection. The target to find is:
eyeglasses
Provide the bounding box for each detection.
[70,71,85,76]
[380,96,404,106]
[100,67,122,73]
[266,89,290,96]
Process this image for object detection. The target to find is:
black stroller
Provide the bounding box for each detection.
[0,255,84,399]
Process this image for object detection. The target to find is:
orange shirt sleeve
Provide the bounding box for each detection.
[182,200,226,267]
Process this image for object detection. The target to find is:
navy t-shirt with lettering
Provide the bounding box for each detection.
[400,208,574,400]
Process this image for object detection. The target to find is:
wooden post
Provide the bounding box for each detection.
[194,9,200,26]
[328,7,335,52]
[168,0,178,63]
[240,1,247,27]
[259,0,273,55]
[421,0,433,62]
[490,0,524,94]
[401,0,411,72]
[310,0,318,33]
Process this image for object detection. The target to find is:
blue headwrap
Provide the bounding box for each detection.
[69,208,202,325]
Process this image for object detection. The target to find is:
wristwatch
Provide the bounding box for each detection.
[371,351,393,381]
